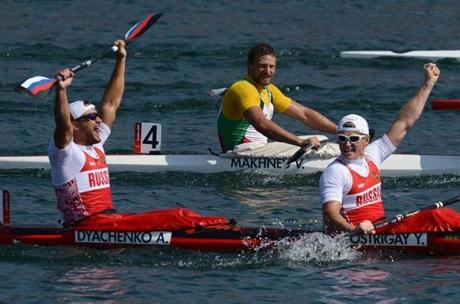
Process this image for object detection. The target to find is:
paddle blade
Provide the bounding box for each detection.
[125,13,162,43]
[15,76,57,99]
[285,144,313,168]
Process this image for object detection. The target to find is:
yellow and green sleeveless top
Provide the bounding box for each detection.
[217,77,292,152]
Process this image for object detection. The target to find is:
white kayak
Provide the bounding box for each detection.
[340,50,460,60]
[1,153,460,177]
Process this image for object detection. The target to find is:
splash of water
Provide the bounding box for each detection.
[275,232,360,264]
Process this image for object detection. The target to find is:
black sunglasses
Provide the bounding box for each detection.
[78,112,99,121]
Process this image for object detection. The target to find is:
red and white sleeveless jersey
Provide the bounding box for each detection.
[340,158,385,225]
[55,147,113,224]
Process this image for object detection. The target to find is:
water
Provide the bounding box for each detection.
[1,0,460,303]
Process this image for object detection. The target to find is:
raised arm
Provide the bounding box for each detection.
[53,69,75,149]
[386,63,440,147]
[283,100,337,134]
[99,39,127,129]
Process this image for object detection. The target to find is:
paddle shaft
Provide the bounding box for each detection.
[374,195,460,229]
[286,130,377,168]
[69,12,161,75]
[285,143,313,167]
[70,46,117,74]
[285,139,330,167]
[347,195,460,237]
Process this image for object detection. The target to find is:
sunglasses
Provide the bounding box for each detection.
[78,112,99,121]
[337,134,368,144]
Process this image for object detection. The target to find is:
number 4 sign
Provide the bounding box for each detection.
[133,122,162,154]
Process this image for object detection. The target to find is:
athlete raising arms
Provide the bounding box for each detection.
[320,63,440,234]
[49,39,126,225]
[48,39,228,230]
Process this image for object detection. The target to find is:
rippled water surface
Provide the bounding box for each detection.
[1,1,460,303]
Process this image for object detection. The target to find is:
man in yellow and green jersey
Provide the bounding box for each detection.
[218,43,337,152]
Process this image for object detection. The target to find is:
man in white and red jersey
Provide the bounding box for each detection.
[48,40,230,231]
[48,39,126,225]
[320,63,440,235]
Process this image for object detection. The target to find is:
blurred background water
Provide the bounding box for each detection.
[1,1,460,303]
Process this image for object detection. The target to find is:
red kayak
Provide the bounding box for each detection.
[1,191,460,255]
[432,98,460,110]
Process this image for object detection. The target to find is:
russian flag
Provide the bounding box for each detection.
[16,76,56,98]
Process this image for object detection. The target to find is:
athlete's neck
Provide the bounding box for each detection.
[339,155,366,165]
[74,138,95,147]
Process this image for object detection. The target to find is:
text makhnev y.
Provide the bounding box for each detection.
[230,157,303,169]
[75,230,172,245]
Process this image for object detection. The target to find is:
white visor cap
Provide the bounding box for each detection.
[337,114,369,135]
[69,100,96,120]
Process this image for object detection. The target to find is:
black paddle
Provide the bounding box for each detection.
[286,128,377,168]
[348,195,460,236]
[15,13,162,99]
[285,143,313,168]
[285,139,330,168]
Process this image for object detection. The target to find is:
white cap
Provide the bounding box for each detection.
[69,100,96,120]
[337,114,369,135]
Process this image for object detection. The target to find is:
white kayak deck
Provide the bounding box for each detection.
[340,50,460,60]
[1,153,460,177]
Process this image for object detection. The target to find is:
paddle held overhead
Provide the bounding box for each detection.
[15,13,162,99]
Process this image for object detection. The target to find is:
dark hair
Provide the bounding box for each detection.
[247,43,276,67]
